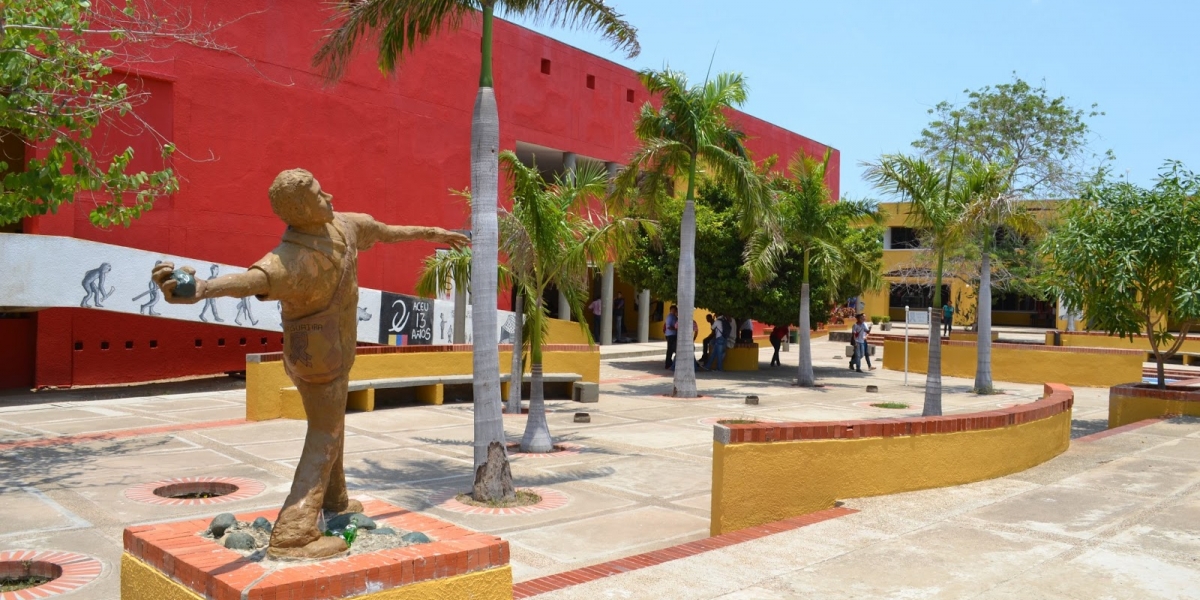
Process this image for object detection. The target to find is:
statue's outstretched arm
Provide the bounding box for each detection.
[152,262,269,304]
[346,213,469,248]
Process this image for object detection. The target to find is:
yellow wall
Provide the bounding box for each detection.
[649,301,715,342]
[246,348,600,421]
[545,317,589,344]
[1108,389,1200,428]
[121,553,513,600]
[710,409,1071,535]
[881,338,1142,388]
[1054,331,1200,354]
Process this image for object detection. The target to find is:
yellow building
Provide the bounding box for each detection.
[858,201,1063,330]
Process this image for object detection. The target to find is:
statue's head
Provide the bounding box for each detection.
[269,169,334,228]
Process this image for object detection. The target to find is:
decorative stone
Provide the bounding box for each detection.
[400,531,432,545]
[866,385,879,393]
[374,527,397,536]
[170,270,197,298]
[251,516,272,533]
[208,513,237,538]
[745,395,759,405]
[223,531,257,551]
[573,412,591,423]
[327,512,376,531]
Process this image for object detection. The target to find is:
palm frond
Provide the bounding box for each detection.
[503,0,640,58]
[313,0,474,80]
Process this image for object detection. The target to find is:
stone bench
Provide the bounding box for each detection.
[281,372,585,411]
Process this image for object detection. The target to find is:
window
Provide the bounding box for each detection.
[586,74,595,89]
[889,227,921,249]
[889,284,950,310]
[540,59,551,75]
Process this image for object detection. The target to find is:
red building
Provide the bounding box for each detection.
[1,1,838,390]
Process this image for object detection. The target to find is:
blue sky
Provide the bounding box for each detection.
[517,1,1199,200]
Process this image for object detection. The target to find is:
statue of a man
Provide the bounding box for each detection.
[152,168,468,559]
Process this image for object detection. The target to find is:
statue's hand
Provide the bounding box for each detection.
[153,262,203,304]
[440,230,470,249]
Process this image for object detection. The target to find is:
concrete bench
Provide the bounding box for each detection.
[1144,351,1200,366]
[282,372,584,412]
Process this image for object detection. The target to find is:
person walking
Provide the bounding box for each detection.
[850,313,874,372]
[769,324,788,367]
[664,305,678,369]
[588,296,603,341]
[942,301,954,338]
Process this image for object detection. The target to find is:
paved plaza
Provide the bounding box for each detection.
[1,337,1197,599]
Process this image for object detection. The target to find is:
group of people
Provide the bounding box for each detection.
[586,291,629,343]
[664,307,790,371]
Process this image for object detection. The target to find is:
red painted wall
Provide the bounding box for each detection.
[16,1,838,389]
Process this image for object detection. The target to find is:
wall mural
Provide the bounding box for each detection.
[1,233,514,346]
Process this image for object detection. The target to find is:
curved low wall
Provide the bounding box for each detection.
[1109,382,1200,428]
[1050,330,1200,354]
[710,383,1074,535]
[882,338,1142,388]
[245,344,599,421]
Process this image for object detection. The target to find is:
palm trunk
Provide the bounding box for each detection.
[469,4,512,502]
[973,249,994,393]
[923,249,945,416]
[521,296,553,451]
[506,292,525,414]
[672,156,699,397]
[797,281,814,387]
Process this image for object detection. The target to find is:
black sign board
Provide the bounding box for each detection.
[378,292,434,345]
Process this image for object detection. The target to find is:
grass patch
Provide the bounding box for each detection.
[871,402,909,409]
[455,489,542,509]
[1,576,52,592]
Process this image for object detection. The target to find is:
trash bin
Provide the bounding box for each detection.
[789,330,798,343]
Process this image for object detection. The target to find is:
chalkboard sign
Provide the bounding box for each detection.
[379,292,434,345]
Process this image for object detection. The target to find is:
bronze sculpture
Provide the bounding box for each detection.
[153,168,468,559]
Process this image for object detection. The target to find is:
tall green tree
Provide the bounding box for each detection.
[315,0,638,501]
[953,161,1042,394]
[0,0,241,226]
[1043,161,1200,388]
[864,154,965,416]
[613,68,765,398]
[746,150,882,387]
[914,75,1103,198]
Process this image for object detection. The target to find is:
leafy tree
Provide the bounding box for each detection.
[746,150,882,386]
[1043,161,1200,388]
[0,0,242,226]
[315,0,639,501]
[618,181,879,332]
[613,68,765,398]
[864,154,965,416]
[913,75,1103,198]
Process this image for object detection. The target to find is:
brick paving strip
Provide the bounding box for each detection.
[511,507,856,599]
[1073,417,1166,442]
[0,418,246,451]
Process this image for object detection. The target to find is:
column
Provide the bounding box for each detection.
[453,283,467,344]
[601,263,614,345]
[638,289,650,343]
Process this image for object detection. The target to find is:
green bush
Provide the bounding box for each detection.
[870,315,882,325]
[881,316,891,323]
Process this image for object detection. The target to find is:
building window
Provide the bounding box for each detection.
[889,227,921,249]
[540,59,552,75]
[889,284,950,310]
[586,74,595,89]
[626,89,635,103]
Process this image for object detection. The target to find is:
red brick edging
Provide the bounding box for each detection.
[511,507,856,599]
[123,498,508,600]
[1075,418,1166,442]
[715,383,1073,444]
[0,550,103,600]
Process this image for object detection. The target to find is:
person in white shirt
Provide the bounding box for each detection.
[850,313,874,372]
[588,296,603,341]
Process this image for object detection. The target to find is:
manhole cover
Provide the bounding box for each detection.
[0,551,101,598]
[125,477,265,506]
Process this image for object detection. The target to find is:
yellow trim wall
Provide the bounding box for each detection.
[1108,385,1200,428]
[121,553,513,600]
[246,348,600,421]
[1052,331,1200,354]
[710,401,1071,535]
[881,338,1142,388]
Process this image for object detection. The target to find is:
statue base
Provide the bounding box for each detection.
[120,497,512,599]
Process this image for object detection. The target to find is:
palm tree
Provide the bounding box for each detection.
[613,68,766,398]
[314,0,638,501]
[864,154,965,416]
[954,161,1041,394]
[747,150,882,387]
[497,152,646,451]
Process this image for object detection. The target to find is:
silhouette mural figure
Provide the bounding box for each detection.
[132,261,164,316]
[198,264,224,322]
[80,263,115,308]
[151,169,468,559]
